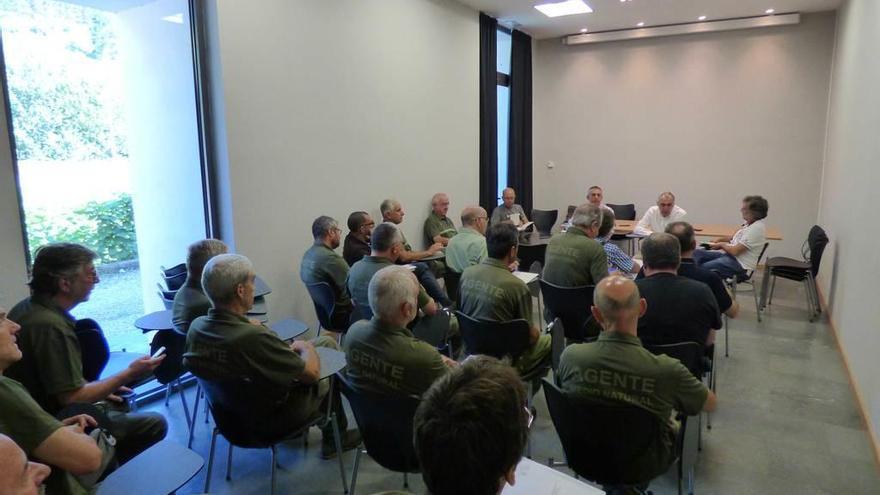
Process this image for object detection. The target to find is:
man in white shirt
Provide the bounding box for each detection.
[693,195,768,279]
[635,192,687,235]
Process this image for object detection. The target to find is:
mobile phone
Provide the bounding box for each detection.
[151,346,166,359]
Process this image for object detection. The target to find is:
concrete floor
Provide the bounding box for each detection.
[144,275,880,494]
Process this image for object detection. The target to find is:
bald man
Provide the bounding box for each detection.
[424,193,458,246]
[556,275,716,483]
[0,434,50,495]
[635,192,687,235]
[446,206,489,273]
[490,187,528,226]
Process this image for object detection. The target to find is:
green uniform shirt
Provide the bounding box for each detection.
[0,376,88,495]
[445,227,487,273]
[542,228,609,287]
[423,212,457,246]
[342,318,447,396]
[6,296,86,415]
[171,281,211,335]
[300,242,354,328]
[347,256,430,309]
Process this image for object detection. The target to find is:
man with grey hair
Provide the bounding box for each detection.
[423,193,458,246]
[446,206,489,273]
[557,275,717,484]
[635,233,721,346]
[300,215,353,333]
[635,192,687,235]
[172,239,229,335]
[542,203,609,287]
[490,187,528,226]
[343,266,456,396]
[185,254,360,459]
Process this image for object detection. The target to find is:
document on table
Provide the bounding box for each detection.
[502,458,604,494]
[513,271,539,285]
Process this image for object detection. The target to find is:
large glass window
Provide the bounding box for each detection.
[0,0,209,352]
[496,28,511,205]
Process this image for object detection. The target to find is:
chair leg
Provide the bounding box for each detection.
[526,381,533,459]
[403,472,409,489]
[164,382,172,406]
[204,388,210,424]
[752,282,761,323]
[178,379,192,435]
[188,385,200,448]
[204,429,218,493]
[226,444,233,481]
[724,315,730,358]
[330,413,349,494]
[270,445,277,495]
[768,275,777,306]
[350,448,362,495]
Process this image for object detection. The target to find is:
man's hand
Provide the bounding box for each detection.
[441,355,459,368]
[708,242,724,250]
[428,242,444,255]
[61,414,97,432]
[508,260,520,272]
[290,340,315,355]
[126,355,164,380]
[248,317,265,326]
[107,386,134,404]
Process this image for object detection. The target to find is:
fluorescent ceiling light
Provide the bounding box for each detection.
[698,15,707,21]
[636,21,645,27]
[580,28,589,33]
[765,8,775,14]
[162,13,183,24]
[534,0,593,18]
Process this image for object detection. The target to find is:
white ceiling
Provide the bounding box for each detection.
[455,0,842,39]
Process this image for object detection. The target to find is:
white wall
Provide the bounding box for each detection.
[0,76,29,306]
[817,0,880,449]
[533,13,836,258]
[210,0,479,327]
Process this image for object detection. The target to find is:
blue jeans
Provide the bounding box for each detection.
[412,262,453,307]
[692,249,746,280]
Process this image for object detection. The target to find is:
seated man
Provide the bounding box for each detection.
[172,239,229,335]
[586,185,614,215]
[343,211,374,266]
[184,253,360,459]
[348,223,439,317]
[635,234,721,346]
[423,193,458,247]
[7,243,167,464]
[458,223,551,376]
[557,276,716,483]
[693,195,769,280]
[0,434,50,495]
[666,222,740,319]
[380,199,451,307]
[1,309,104,495]
[300,216,354,332]
[414,356,529,495]
[634,191,687,235]
[445,206,489,273]
[490,187,528,226]
[542,204,608,287]
[597,208,641,275]
[343,265,457,396]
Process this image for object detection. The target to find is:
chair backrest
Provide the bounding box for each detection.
[74,319,109,382]
[196,376,291,448]
[606,203,636,221]
[162,270,187,291]
[806,225,829,277]
[412,309,451,349]
[305,282,336,330]
[337,374,421,473]
[350,299,373,324]
[150,330,187,384]
[161,263,187,278]
[643,341,704,379]
[157,287,175,310]
[566,205,577,222]
[444,270,462,306]
[531,209,558,236]
[549,318,564,371]
[542,380,664,486]
[539,280,597,342]
[454,311,531,360]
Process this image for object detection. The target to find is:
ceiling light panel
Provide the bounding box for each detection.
[534,0,593,18]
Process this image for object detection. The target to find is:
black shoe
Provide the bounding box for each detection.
[320,429,361,460]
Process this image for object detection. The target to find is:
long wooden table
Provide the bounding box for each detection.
[613,220,783,240]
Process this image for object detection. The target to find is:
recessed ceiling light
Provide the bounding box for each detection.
[698,15,707,21]
[765,8,775,14]
[534,0,593,18]
[580,28,589,33]
[636,21,645,27]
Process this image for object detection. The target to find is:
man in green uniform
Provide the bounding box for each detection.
[172,239,228,335]
[557,276,717,482]
[185,253,360,459]
[343,265,456,397]
[423,193,458,247]
[458,223,551,376]
[1,308,105,495]
[542,203,609,287]
[446,206,489,273]
[300,216,354,333]
[7,243,168,464]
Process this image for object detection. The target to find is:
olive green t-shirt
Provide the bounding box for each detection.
[171,281,211,335]
[6,296,86,415]
[347,256,430,310]
[342,318,447,397]
[458,258,533,323]
[300,242,354,322]
[423,212,457,246]
[541,228,608,288]
[0,376,89,495]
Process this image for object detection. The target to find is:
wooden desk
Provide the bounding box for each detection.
[613,220,783,240]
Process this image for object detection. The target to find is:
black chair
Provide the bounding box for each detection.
[156,284,176,310]
[443,270,462,307]
[764,225,828,321]
[644,340,714,432]
[412,309,454,357]
[606,203,636,221]
[531,208,558,236]
[74,319,110,382]
[565,204,577,222]
[539,280,597,343]
[198,376,348,495]
[161,263,187,278]
[150,329,193,433]
[306,281,339,333]
[548,318,565,372]
[337,374,420,495]
[350,299,373,324]
[724,241,770,345]
[160,269,187,292]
